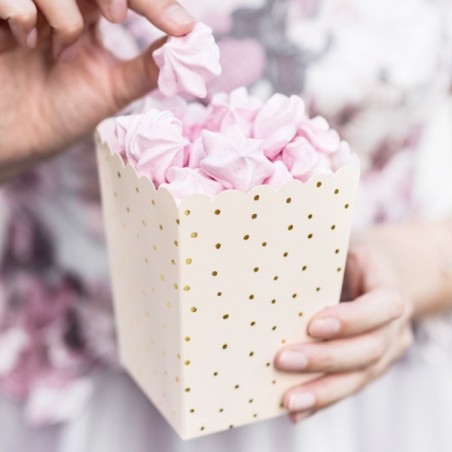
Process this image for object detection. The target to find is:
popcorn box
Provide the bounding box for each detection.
[96,132,360,439]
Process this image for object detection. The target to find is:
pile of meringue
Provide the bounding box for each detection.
[107,23,358,200]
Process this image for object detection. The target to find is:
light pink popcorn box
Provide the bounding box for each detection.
[95,131,360,440]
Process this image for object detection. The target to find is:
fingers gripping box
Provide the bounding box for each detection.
[96,135,359,439]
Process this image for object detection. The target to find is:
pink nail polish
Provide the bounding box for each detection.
[165,4,195,26]
[288,392,316,411]
[26,29,38,49]
[279,351,308,370]
[109,0,128,23]
[309,317,340,337]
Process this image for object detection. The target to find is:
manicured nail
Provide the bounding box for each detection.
[26,28,38,49]
[291,410,314,424]
[309,317,340,337]
[288,392,316,411]
[279,350,308,370]
[109,0,128,23]
[165,3,195,26]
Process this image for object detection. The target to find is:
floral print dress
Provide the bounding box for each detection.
[1,0,452,451]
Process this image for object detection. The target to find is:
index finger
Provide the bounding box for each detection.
[129,0,195,36]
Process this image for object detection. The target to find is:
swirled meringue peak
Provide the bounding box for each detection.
[122,108,189,186]
[162,167,224,200]
[253,93,306,159]
[153,22,221,98]
[200,125,274,193]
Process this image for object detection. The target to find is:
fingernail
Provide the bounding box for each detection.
[26,28,38,49]
[291,410,314,424]
[109,0,128,23]
[279,351,308,370]
[59,44,77,62]
[165,3,195,26]
[309,317,340,337]
[288,392,316,411]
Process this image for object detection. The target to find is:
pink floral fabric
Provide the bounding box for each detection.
[1,0,452,425]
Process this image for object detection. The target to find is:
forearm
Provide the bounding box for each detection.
[353,220,452,319]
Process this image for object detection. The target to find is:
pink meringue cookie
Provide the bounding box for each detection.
[253,93,306,159]
[162,167,224,200]
[297,116,341,154]
[153,22,221,98]
[123,108,189,185]
[264,160,294,187]
[282,136,321,182]
[187,137,206,169]
[182,102,210,141]
[205,87,262,134]
[200,125,274,193]
[330,140,360,171]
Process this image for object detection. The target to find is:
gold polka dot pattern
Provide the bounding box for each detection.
[96,136,360,439]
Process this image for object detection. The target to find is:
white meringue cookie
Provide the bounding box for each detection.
[297,116,341,154]
[153,22,221,98]
[264,160,294,187]
[200,125,274,193]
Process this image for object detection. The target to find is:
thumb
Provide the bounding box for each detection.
[107,36,166,112]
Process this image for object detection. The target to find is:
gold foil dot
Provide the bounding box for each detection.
[212,271,218,276]
[273,276,278,281]
[292,293,297,298]
[117,172,121,178]
[170,259,176,265]
[286,197,292,204]
[151,199,156,206]
[288,225,294,231]
[223,314,229,319]
[249,399,254,403]
[316,287,321,292]
[176,219,180,225]
[185,387,191,393]
[190,307,197,313]
[184,210,191,216]
[185,336,190,342]
[243,234,250,240]
[316,181,322,188]
[298,312,304,317]
[272,325,277,331]
[251,213,258,219]
[229,425,234,429]
[234,384,240,389]
[214,209,221,215]
[213,372,218,376]
[190,408,195,413]
[183,285,190,292]
[126,207,130,213]
[177,354,181,359]
[186,258,192,265]
[271,299,276,304]
[335,188,340,194]
[184,360,190,366]
[158,224,163,230]
[262,242,267,247]
[145,257,149,264]
[345,203,350,209]
[166,302,172,309]
[308,213,313,219]
[114,192,118,198]
[219,408,224,413]
[253,413,258,418]
[335,248,340,254]
[215,243,221,249]
[173,283,179,290]
[283,252,288,257]
[222,344,228,350]
[337,267,342,272]
[153,245,157,252]
[281,339,286,344]
[254,195,260,201]
[307,234,313,239]
[136,234,140,240]
[191,232,198,238]
[302,265,307,271]
[249,294,255,300]
[253,267,259,273]
[217,292,222,297]
[174,240,179,247]
[200,426,205,431]
[249,351,254,357]
[331,225,336,230]
[250,321,256,326]
[142,220,146,226]
[266,362,271,367]
[175,377,180,383]
[160,274,165,281]
[272,380,277,384]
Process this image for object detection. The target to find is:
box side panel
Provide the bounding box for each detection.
[96,143,183,435]
[178,168,359,438]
